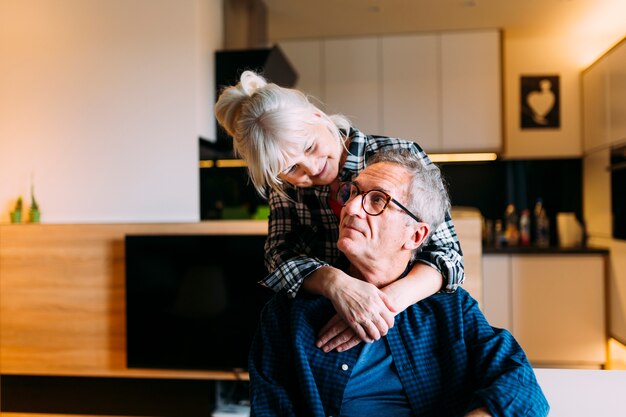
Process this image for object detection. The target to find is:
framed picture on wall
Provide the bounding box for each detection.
[520,75,560,129]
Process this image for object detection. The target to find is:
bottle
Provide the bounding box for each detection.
[504,203,519,246]
[534,199,550,247]
[494,219,504,248]
[519,209,531,246]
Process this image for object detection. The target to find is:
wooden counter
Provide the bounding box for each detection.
[0,222,265,379]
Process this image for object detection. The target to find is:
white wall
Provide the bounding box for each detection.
[503,36,583,158]
[503,4,626,159]
[0,0,222,223]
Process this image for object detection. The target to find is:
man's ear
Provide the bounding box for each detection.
[403,223,430,251]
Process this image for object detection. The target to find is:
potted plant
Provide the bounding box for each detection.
[10,196,23,223]
[29,186,40,223]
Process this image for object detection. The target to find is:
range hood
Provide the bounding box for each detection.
[201,44,298,160]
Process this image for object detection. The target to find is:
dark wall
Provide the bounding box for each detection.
[199,158,584,238]
[440,158,583,242]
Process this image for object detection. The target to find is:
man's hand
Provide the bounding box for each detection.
[316,314,361,352]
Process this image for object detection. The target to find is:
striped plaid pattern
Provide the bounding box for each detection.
[249,287,550,417]
[262,128,465,296]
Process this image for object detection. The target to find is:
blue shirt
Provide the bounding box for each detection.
[340,338,412,416]
[249,288,549,417]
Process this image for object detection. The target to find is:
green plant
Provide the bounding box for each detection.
[10,196,23,223]
[29,185,40,223]
[15,196,23,211]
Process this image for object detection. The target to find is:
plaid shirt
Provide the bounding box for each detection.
[249,287,549,417]
[262,128,464,296]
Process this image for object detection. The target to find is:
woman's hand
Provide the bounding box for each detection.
[307,263,444,353]
[303,266,398,346]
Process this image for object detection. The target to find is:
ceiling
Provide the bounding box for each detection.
[264,0,626,42]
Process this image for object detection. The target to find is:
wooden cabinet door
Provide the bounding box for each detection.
[381,33,441,153]
[441,30,501,152]
[324,37,381,135]
[511,255,606,366]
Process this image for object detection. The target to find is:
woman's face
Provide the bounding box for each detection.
[278,123,344,188]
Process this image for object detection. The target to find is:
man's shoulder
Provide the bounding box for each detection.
[408,287,477,316]
[261,292,333,325]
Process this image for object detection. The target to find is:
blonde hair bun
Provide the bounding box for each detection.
[240,70,268,96]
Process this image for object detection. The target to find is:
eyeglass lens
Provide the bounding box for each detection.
[337,183,390,216]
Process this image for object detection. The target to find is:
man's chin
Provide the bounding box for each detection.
[337,238,359,259]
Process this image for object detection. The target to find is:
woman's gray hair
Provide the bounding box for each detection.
[366,149,450,239]
[214,70,351,197]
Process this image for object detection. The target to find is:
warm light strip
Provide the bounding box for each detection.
[200,153,497,168]
[428,153,498,163]
[216,159,248,168]
[199,159,248,168]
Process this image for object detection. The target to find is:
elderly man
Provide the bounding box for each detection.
[249,149,549,417]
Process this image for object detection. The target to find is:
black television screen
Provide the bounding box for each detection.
[125,234,273,371]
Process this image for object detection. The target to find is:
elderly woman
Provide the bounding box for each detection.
[215,70,464,351]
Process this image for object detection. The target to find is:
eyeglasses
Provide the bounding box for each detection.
[336,181,421,223]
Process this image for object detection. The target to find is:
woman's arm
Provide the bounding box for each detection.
[302,266,396,344]
[415,211,465,292]
[316,262,442,352]
[261,188,330,297]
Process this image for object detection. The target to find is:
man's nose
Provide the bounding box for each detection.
[343,193,366,217]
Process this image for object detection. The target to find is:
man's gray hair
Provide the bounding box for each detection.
[366,148,450,239]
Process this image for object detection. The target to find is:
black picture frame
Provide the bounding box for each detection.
[520,75,560,129]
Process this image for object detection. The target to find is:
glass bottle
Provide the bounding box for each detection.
[504,203,519,246]
[519,209,531,246]
[534,199,550,247]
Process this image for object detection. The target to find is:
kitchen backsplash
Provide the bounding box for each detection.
[200,157,583,245]
[439,158,583,245]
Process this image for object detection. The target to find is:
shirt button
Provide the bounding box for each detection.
[341,364,349,371]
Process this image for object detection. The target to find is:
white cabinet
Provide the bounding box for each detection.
[381,34,440,152]
[583,148,612,237]
[324,37,381,135]
[608,41,626,144]
[441,31,502,152]
[278,40,324,104]
[279,29,502,153]
[482,254,606,367]
[582,58,610,152]
[482,255,512,330]
[583,38,626,152]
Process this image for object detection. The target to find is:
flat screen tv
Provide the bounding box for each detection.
[125,234,273,372]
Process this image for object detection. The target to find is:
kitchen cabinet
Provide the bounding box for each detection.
[324,37,381,135]
[279,29,502,153]
[482,253,606,368]
[381,33,440,152]
[608,39,626,144]
[583,148,612,237]
[582,37,626,153]
[440,31,501,152]
[278,40,324,104]
[582,56,610,152]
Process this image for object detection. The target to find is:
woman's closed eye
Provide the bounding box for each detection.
[282,165,297,175]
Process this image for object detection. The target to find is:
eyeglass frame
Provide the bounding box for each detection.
[336,181,422,223]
